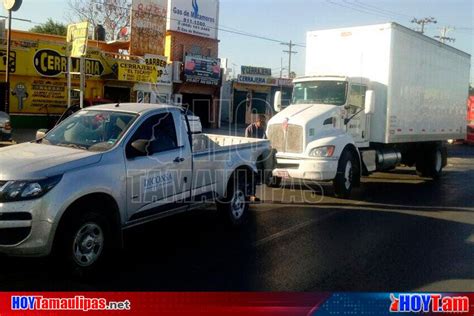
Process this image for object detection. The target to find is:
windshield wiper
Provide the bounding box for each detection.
[55,143,89,151]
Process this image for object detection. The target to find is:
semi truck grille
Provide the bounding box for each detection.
[267,124,304,154]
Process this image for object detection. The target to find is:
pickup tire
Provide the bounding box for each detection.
[217,171,249,226]
[416,145,444,179]
[56,210,111,275]
[333,150,357,198]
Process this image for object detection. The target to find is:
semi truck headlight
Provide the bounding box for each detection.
[309,146,335,157]
[0,175,62,202]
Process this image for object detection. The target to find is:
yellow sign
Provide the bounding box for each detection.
[0,42,112,78]
[117,62,158,83]
[9,75,103,115]
[67,22,89,58]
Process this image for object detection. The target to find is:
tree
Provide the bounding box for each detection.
[470,85,474,96]
[29,18,67,36]
[67,0,131,41]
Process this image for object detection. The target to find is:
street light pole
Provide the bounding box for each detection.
[3,0,23,113]
[4,9,11,114]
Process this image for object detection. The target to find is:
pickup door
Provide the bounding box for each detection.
[124,110,192,221]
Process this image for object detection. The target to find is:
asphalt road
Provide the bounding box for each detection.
[0,144,473,292]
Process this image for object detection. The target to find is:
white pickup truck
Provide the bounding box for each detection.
[268,23,470,197]
[0,103,270,272]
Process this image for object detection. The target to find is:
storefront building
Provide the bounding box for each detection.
[165,0,221,128]
[230,66,293,126]
[0,30,166,128]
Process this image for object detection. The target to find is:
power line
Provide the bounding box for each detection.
[351,0,412,19]
[86,0,305,48]
[326,0,397,19]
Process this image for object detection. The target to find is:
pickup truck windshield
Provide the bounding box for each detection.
[292,81,348,106]
[43,110,137,152]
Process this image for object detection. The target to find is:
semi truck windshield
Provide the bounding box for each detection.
[292,81,348,106]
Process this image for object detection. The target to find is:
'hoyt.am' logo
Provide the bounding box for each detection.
[390,293,470,313]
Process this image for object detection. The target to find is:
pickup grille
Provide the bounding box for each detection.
[267,124,303,154]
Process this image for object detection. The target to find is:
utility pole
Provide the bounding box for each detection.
[281,40,297,78]
[279,57,287,79]
[411,17,437,34]
[435,26,456,44]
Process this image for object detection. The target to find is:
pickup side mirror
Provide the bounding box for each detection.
[274,91,282,113]
[364,90,375,115]
[36,129,49,140]
[130,139,150,156]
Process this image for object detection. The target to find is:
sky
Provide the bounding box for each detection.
[3,0,473,83]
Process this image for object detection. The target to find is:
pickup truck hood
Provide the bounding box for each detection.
[269,103,338,126]
[0,142,102,180]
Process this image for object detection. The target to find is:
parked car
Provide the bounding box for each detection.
[0,103,270,273]
[0,111,12,142]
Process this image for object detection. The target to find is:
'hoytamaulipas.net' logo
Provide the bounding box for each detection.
[390,293,469,313]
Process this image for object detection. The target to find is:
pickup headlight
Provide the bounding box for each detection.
[309,146,335,157]
[0,175,62,202]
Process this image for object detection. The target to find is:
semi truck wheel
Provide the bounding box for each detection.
[56,210,111,275]
[333,150,358,198]
[217,171,250,226]
[416,145,444,179]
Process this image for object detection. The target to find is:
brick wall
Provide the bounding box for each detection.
[166,31,219,62]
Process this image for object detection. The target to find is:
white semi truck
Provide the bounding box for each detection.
[268,23,471,197]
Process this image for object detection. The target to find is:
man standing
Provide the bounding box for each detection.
[245,114,266,139]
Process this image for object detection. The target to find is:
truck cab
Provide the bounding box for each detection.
[268,76,374,196]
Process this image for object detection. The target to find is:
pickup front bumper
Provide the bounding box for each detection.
[272,156,339,181]
[0,198,54,257]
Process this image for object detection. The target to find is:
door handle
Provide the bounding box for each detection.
[173,157,185,163]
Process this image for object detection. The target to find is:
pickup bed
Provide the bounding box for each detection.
[0,103,270,272]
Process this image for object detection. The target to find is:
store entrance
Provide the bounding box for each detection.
[104,86,131,103]
[182,93,212,128]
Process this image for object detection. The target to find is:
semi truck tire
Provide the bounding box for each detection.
[333,150,358,198]
[217,170,250,226]
[416,145,444,179]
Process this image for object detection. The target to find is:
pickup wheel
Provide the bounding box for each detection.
[333,150,358,198]
[217,172,249,226]
[56,210,111,275]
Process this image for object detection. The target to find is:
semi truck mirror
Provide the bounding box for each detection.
[274,91,282,112]
[364,90,375,115]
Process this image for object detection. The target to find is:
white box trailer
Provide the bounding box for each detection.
[305,22,471,143]
[267,23,471,197]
